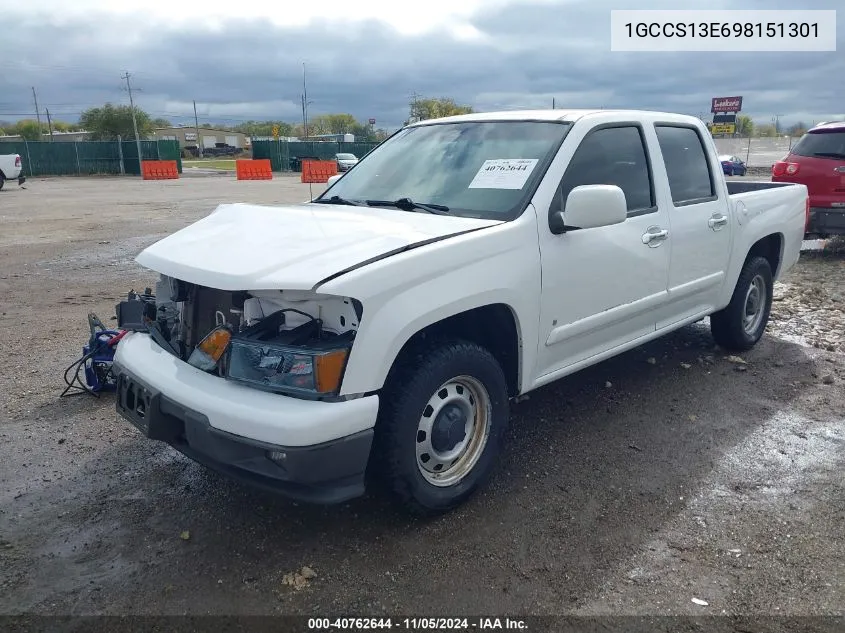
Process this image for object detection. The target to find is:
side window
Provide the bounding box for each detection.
[655,125,716,205]
[552,126,654,221]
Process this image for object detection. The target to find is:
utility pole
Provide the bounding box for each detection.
[552,97,555,109]
[193,99,203,158]
[31,87,43,140]
[773,114,784,135]
[121,71,143,171]
[302,63,309,140]
[45,108,54,141]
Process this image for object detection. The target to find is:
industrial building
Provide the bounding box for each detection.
[152,127,248,150]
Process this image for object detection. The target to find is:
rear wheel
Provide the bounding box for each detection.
[711,256,773,351]
[0,173,5,191]
[372,340,510,516]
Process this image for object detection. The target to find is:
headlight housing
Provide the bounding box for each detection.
[225,338,349,396]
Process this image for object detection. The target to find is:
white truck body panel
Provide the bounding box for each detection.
[0,154,23,181]
[117,108,807,457]
[135,202,500,290]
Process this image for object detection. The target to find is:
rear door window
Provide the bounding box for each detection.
[655,125,716,206]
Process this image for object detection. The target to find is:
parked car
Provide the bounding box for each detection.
[0,153,25,190]
[719,154,747,176]
[114,109,807,515]
[336,152,359,171]
[772,120,845,237]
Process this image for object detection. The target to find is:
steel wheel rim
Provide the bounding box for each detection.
[743,274,767,335]
[415,375,492,487]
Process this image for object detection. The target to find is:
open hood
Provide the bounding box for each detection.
[135,202,501,291]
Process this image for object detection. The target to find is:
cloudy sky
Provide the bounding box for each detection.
[1,0,842,130]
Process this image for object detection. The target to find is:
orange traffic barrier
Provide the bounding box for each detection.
[141,160,179,180]
[236,159,273,181]
[301,159,338,183]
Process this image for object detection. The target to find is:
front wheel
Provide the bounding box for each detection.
[710,256,773,351]
[372,340,510,515]
[0,173,5,191]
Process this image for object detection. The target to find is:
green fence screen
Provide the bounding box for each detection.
[2,140,183,177]
[251,140,380,172]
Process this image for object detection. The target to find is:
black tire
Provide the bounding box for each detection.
[711,256,773,351]
[372,339,510,516]
[0,173,5,191]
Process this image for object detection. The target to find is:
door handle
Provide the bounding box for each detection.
[642,227,669,246]
[708,214,729,230]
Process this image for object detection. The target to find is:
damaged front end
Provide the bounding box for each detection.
[116,275,362,400]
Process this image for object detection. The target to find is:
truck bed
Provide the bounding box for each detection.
[725,180,798,195]
[724,179,807,282]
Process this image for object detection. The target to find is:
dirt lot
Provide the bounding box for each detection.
[0,176,843,619]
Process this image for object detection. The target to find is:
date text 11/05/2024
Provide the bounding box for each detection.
[307,617,529,630]
[624,22,819,39]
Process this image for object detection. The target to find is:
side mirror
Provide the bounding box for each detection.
[551,184,628,233]
[326,174,343,187]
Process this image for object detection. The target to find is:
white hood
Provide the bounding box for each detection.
[135,202,501,291]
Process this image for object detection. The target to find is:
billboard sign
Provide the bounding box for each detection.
[368,118,376,125]
[711,96,743,113]
[712,113,737,124]
[711,123,736,135]
[184,132,197,142]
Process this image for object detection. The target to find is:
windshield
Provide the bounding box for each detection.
[319,120,572,219]
[336,153,357,160]
[791,130,845,159]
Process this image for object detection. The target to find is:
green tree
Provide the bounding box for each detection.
[151,117,172,129]
[756,124,777,138]
[410,97,473,122]
[15,119,45,141]
[735,114,754,137]
[234,120,292,137]
[787,122,808,137]
[79,103,153,140]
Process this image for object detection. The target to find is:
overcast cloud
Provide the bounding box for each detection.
[1,0,842,129]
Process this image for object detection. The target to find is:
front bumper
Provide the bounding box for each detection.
[807,206,845,236]
[113,332,379,503]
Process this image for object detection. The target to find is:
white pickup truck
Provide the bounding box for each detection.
[114,109,807,515]
[0,153,25,190]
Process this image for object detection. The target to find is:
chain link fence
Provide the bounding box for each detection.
[712,137,795,168]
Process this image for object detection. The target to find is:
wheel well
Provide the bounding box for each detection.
[394,304,521,397]
[746,233,783,278]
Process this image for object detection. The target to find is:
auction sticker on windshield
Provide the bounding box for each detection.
[468,158,539,189]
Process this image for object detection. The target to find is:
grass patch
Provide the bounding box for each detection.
[182,159,238,170]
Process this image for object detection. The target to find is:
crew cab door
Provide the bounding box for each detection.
[652,124,732,329]
[532,122,671,381]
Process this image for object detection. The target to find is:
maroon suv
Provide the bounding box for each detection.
[772,121,845,237]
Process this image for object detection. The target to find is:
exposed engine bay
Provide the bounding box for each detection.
[116,275,362,396]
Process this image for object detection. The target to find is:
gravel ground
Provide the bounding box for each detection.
[0,176,843,620]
